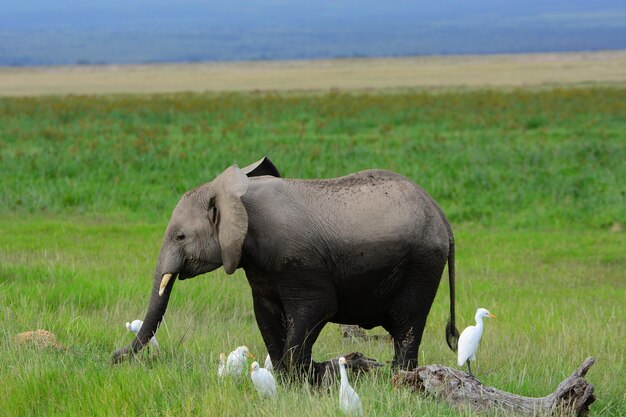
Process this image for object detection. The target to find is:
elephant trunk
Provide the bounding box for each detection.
[133,269,176,350]
[112,262,176,363]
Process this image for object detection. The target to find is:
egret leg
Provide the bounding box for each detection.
[467,361,473,377]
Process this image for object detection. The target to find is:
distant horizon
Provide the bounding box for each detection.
[4,48,626,69]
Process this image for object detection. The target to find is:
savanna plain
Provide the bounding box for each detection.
[0,73,624,416]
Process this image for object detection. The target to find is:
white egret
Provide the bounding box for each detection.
[225,345,254,378]
[217,352,226,377]
[125,319,160,352]
[250,361,277,398]
[457,308,496,376]
[338,356,363,417]
[264,354,273,372]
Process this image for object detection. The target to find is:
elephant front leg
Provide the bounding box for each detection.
[252,293,287,371]
[282,297,336,382]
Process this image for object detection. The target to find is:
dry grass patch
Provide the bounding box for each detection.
[0,50,625,96]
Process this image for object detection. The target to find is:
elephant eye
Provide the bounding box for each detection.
[176,231,186,241]
[208,206,219,225]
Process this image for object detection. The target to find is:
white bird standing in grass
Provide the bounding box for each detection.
[250,361,277,398]
[125,319,160,352]
[338,356,363,417]
[457,308,496,376]
[225,345,254,378]
[264,354,273,372]
[217,352,226,377]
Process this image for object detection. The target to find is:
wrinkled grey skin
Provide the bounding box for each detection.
[113,157,459,381]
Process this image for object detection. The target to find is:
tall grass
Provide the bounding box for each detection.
[1,220,623,416]
[0,87,624,416]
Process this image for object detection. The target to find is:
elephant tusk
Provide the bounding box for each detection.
[159,273,173,296]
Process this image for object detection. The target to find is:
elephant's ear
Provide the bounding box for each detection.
[241,156,281,178]
[212,165,249,275]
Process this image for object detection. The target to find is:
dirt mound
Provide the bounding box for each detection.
[14,329,65,350]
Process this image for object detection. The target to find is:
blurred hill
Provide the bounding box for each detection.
[1,0,625,66]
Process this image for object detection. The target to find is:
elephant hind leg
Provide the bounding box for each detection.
[386,264,445,370]
[385,324,419,370]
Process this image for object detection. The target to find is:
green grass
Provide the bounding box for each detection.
[1,88,624,227]
[0,87,624,416]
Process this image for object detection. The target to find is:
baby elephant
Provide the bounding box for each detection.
[113,157,458,382]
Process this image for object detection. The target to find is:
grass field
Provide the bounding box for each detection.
[0,85,624,416]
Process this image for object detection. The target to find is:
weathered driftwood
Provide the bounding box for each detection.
[393,357,596,416]
[340,324,368,339]
[340,324,393,341]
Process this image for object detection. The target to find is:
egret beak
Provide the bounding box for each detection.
[158,273,173,296]
[488,313,496,318]
[246,352,254,359]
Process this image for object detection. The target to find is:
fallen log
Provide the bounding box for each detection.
[317,352,385,385]
[324,351,385,372]
[393,357,596,416]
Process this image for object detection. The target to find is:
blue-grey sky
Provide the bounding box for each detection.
[1,0,625,65]
[2,0,625,29]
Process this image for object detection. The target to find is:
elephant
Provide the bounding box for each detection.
[112,157,459,381]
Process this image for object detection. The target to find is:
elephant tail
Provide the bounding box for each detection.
[422,190,459,352]
[445,239,460,352]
